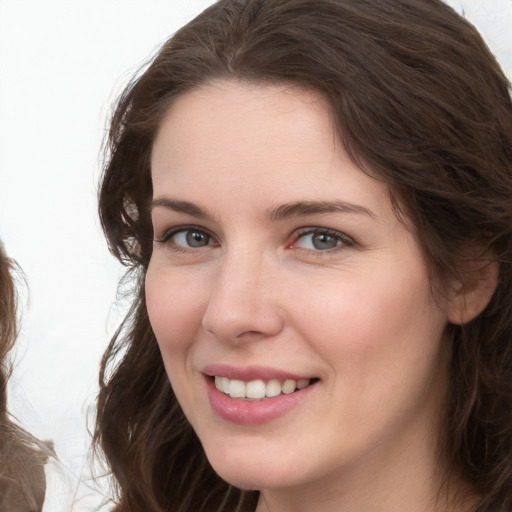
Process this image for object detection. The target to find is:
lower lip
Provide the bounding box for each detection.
[205,377,317,425]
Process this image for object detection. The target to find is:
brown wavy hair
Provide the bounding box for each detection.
[0,244,49,511]
[95,1,512,510]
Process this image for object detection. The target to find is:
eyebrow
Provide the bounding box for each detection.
[266,200,375,221]
[151,197,211,218]
[150,197,375,221]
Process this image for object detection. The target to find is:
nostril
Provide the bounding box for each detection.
[201,285,285,343]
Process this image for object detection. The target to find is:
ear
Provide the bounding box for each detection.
[447,259,499,325]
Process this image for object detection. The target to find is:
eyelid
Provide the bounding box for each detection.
[289,227,355,251]
[154,224,217,245]
[153,224,353,253]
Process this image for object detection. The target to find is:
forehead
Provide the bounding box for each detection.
[150,80,392,218]
[152,80,334,166]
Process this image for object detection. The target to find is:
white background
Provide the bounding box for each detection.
[0,0,510,509]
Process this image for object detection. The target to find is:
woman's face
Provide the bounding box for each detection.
[146,81,454,499]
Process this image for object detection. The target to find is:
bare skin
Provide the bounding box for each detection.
[147,80,491,512]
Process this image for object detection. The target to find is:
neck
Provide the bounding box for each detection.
[255,433,478,512]
[256,475,477,512]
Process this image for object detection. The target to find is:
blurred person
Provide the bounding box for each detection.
[0,241,51,511]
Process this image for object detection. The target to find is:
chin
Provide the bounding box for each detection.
[204,446,312,492]
[214,466,285,491]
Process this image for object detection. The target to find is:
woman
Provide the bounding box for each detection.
[0,243,49,511]
[95,0,512,510]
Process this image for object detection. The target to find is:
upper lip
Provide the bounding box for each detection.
[202,364,314,382]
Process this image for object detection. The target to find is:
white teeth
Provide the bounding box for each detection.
[220,377,230,394]
[281,379,296,394]
[246,379,266,399]
[229,379,246,398]
[265,379,282,398]
[214,376,312,399]
[215,376,231,394]
[297,379,309,390]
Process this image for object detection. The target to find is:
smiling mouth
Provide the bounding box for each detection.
[213,376,316,400]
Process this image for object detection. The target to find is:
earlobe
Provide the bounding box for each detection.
[447,260,499,325]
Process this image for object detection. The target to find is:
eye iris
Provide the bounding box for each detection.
[312,233,338,250]
[186,230,209,247]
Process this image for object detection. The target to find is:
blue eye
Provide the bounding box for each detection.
[174,229,212,248]
[156,227,217,249]
[293,229,351,251]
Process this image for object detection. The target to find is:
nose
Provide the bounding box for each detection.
[201,251,285,344]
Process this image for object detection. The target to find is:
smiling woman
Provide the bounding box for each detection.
[95,1,512,511]
[147,82,457,494]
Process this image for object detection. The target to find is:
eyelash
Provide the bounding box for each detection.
[154,225,218,252]
[290,227,354,253]
[154,225,354,254]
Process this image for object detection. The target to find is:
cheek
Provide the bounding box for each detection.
[294,271,450,440]
[145,263,209,422]
[145,263,207,354]
[290,265,446,375]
